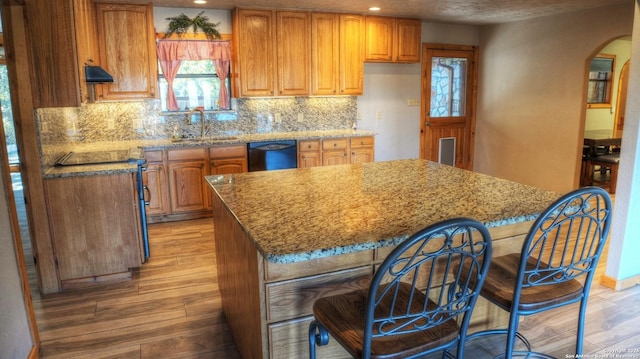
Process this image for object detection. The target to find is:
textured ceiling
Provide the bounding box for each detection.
[98,0,630,25]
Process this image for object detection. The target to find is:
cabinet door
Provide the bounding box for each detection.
[394,18,421,63]
[211,158,247,175]
[298,151,321,168]
[142,163,169,216]
[277,11,311,96]
[350,136,375,164]
[96,3,157,100]
[338,14,364,95]
[45,174,141,282]
[322,150,350,166]
[364,16,393,62]
[311,13,339,96]
[168,161,208,213]
[233,9,276,97]
[74,0,100,103]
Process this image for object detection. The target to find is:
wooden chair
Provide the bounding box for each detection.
[308,217,492,359]
[467,186,612,358]
[585,153,620,194]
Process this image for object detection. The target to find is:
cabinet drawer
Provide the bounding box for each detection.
[144,150,164,162]
[167,148,206,161]
[322,138,349,150]
[209,145,246,159]
[269,316,352,359]
[299,140,321,151]
[265,249,373,282]
[266,266,372,322]
[351,136,374,148]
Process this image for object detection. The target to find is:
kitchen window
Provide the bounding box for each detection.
[156,40,231,111]
[158,60,230,112]
[586,54,615,108]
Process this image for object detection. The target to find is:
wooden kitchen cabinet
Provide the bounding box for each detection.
[351,136,375,164]
[364,16,394,62]
[210,145,248,175]
[338,14,365,95]
[167,148,209,214]
[232,9,276,97]
[44,173,142,289]
[322,138,351,166]
[74,0,100,103]
[95,3,157,100]
[298,140,322,168]
[142,150,169,216]
[311,13,340,96]
[276,11,311,96]
[365,16,421,63]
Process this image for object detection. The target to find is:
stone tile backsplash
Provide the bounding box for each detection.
[37,97,358,147]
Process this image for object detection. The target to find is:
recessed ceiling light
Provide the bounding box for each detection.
[194,0,207,4]
[369,7,380,11]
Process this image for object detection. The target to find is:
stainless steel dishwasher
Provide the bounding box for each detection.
[247,140,297,171]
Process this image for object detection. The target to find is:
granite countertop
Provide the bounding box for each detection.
[42,129,376,178]
[206,159,560,264]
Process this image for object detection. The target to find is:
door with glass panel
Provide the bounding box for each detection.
[421,44,478,170]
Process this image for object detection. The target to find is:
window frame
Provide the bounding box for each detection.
[586,53,615,109]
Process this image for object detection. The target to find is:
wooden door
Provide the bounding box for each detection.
[311,13,339,95]
[613,60,630,139]
[420,44,478,170]
[96,3,157,99]
[233,9,275,97]
[277,11,310,96]
[338,14,364,95]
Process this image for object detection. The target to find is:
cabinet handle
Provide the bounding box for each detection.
[142,185,151,205]
[333,143,337,147]
[361,141,365,145]
[307,145,311,149]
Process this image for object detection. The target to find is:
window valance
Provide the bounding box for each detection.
[156,40,231,110]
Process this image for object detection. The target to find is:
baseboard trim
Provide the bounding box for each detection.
[601,273,640,291]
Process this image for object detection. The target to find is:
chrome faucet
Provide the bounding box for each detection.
[185,106,206,140]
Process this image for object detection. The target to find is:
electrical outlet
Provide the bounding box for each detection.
[274,113,282,123]
[107,118,115,130]
[297,112,304,122]
[376,111,383,120]
[407,99,420,106]
[357,111,362,120]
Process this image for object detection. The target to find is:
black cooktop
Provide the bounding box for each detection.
[56,149,144,166]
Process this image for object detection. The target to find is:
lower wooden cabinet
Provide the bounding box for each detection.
[44,173,142,288]
[146,145,247,222]
[297,140,322,168]
[299,136,374,168]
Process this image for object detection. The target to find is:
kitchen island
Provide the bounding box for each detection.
[206,159,559,359]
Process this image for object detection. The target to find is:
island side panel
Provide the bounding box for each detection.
[212,194,267,359]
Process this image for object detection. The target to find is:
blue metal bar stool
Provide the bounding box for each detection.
[467,186,612,358]
[309,217,492,359]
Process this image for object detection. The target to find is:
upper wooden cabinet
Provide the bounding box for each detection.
[232,9,276,97]
[276,11,311,96]
[74,0,100,104]
[338,14,365,95]
[95,3,158,100]
[311,13,340,96]
[365,16,421,63]
[26,0,81,107]
[233,9,364,97]
[232,9,311,97]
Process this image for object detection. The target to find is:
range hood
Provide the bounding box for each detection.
[84,65,114,83]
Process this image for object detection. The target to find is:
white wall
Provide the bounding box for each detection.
[356,22,479,161]
[0,165,34,358]
[475,3,633,193]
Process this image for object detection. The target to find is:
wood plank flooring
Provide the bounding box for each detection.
[16,185,639,358]
[32,218,241,359]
